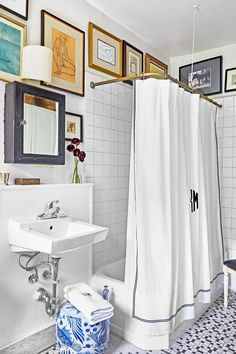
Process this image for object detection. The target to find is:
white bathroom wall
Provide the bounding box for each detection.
[0,184,93,350]
[0,74,132,272]
[0,0,167,183]
[170,43,236,98]
[26,0,169,69]
[216,96,236,263]
[85,73,132,269]
[0,0,164,348]
[0,0,167,269]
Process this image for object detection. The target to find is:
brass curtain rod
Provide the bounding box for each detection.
[90,72,222,109]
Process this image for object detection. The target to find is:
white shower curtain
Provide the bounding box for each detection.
[128,79,223,334]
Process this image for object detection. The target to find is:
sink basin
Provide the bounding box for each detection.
[8,217,108,255]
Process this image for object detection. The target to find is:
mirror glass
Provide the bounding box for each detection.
[23,93,59,155]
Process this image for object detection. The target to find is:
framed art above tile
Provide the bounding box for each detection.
[88,22,122,77]
[179,56,222,96]
[65,112,83,142]
[225,67,236,93]
[0,13,26,82]
[0,0,28,21]
[122,40,143,77]
[145,53,168,75]
[41,10,85,96]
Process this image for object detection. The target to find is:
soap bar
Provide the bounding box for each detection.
[15,178,40,185]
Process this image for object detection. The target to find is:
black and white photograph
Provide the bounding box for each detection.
[179,56,222,95]
[188,68,211,89]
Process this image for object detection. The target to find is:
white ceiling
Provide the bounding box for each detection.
[86,0,236,58]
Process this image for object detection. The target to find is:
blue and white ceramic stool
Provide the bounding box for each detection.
[56,287,111,354]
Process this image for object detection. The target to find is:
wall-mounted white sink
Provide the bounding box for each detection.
[8,217,108,255]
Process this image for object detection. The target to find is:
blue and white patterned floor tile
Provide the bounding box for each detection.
[39,292,236,354]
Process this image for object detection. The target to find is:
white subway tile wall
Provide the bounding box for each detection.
[85,73,133,270]
[217,95,236,255]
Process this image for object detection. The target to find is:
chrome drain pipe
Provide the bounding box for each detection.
[33,256,61,317]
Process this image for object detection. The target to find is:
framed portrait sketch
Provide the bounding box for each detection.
[0,13,26,82]
[122,41,143,84]
[179,56,222,96]
[0,0,28,21]
[41,10,85,96]
[89,22,122,77]
[225,68,236,93]
[65,112,83,142]
[145,53,168,75]
[123,41,143,77]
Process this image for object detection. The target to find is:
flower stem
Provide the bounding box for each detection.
[72,158,80,183]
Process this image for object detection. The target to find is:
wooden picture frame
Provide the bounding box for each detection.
[123,41,143,76]
[89,22,122,78]
[65,112,83,142]
[145,53,168,75]
[225,67,236,93]
[0,13,26,82]
[123,41,143,85]
[41,10,85,96]
[0,0,28,21]
[179,56,222,96]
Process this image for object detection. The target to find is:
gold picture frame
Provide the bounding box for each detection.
[145,53,168,75]
[89,22,122,78]
[41,10,85,96]
[0,13,26,82]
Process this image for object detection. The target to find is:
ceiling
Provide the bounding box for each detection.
[86,0,236,58]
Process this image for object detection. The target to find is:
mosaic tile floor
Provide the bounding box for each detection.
[39,292,236,354]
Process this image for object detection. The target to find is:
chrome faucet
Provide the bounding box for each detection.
[37,200,61,220]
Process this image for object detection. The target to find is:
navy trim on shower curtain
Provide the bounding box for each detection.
[131,84,223,324]
[132,272,223,323]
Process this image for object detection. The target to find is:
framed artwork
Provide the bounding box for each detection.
[41,10,85,96]
[123,41,143,77]
[179,56,222,96]
[145,53,168,75]
[65,112,83,142]
[225,68,236,93]
[0,13,26,82]
[88,22,122,77]
[0,0,28,21]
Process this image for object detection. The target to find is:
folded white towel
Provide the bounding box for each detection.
[64,282,114,325]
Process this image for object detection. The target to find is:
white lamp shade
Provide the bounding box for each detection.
[21,45,52,83]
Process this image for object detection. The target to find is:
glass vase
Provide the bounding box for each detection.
[72,158,81,183]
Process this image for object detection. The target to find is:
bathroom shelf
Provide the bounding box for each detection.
[0,183,93,191]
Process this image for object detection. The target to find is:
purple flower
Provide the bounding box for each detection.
[67,144,75,152]
[73,148,81,157]
[79,151,86,162]
[71,138,80,146]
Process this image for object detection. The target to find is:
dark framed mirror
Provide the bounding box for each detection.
[5,81,65,165]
